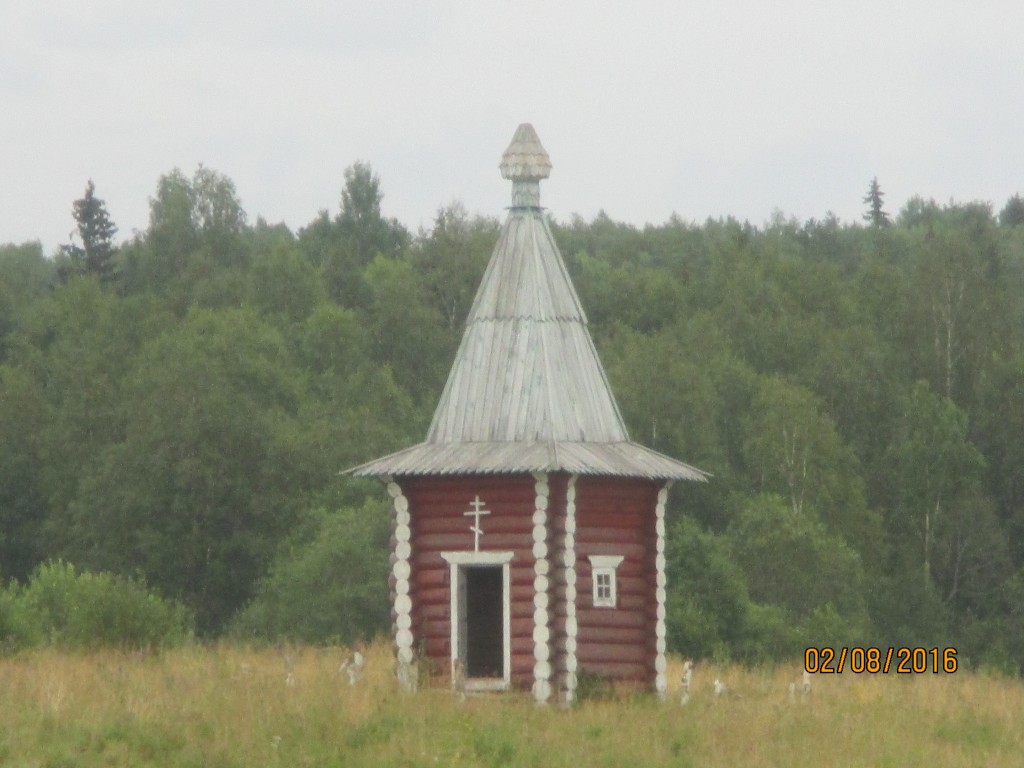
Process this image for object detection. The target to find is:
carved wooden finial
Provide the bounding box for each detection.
[500,123,551,207]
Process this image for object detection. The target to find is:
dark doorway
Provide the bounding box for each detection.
[463,566,503,678]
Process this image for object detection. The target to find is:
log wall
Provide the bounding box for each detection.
[401,475,538,687]
[574,476,659,684]
[395,472,660,692]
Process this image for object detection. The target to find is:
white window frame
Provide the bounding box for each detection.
[441,551,513,691]
[588,555,624,608]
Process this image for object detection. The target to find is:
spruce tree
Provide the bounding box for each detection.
[59,180,118,284]
[862,177,891,227]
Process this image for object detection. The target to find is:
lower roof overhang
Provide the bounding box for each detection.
[345,440,708,482]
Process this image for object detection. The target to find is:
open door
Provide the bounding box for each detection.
[462,566,503,678]
[456,565,468,675]
[443,551,513,690]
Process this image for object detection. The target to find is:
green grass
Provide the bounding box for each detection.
[1,641,1022,766]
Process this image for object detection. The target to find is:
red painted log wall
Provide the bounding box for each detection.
[574,476,660,684]
[401,474,539,687]
[394,472,661,692]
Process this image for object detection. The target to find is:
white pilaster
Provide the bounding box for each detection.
[654,481,672,700]
[386,476,416,691]
[563,474,579,704]
[532,472,551,704]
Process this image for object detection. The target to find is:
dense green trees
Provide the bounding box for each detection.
[2,166,1024,669]
[1000,194,1024,228]
[230,499,390,644]
[318,161,410,307]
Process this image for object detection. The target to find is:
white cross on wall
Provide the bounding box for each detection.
[464,495,491,552]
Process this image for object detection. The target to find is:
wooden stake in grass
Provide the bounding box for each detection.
[452,658,466,703]
[279,645,297,688]
[340,643,365,687]
[680,660,694,706]
[790,669,812,701]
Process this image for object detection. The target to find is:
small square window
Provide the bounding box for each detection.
[588,555,624,608]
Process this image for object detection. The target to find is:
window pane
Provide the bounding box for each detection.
[595,570,613,603]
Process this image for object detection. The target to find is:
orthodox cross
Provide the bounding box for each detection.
[464,495,491,552]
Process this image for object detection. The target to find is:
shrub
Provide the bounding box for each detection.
[230,498,390,644]
[20,560,193,650]
[728,494,869,622]
[736,602,802,663]
[0,582,41,652]
[666,516,751,661]
[802,602,871,650]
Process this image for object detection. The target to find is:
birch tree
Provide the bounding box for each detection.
[888,381,985,590]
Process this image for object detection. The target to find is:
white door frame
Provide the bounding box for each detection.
[441,551,513,691]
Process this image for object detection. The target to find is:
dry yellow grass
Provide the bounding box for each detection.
[1,641,1022,767]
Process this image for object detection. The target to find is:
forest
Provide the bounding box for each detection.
[2,165,1024,671]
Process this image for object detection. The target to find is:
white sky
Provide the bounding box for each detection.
[3,1,1024,253]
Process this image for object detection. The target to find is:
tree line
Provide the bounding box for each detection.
[2,168,1024,669]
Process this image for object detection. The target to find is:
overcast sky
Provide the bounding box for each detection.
[4,1,1024,253]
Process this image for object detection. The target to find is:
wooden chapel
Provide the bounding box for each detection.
[349,124,707,704]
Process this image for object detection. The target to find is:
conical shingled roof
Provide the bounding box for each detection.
[425,208,627,443]
[349,125,706,482]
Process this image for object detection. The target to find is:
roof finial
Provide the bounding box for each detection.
[500,123,551,208]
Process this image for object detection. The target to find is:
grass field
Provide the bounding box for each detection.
[1,641,1022,767]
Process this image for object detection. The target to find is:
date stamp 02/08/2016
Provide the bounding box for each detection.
[804,647,959,675]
